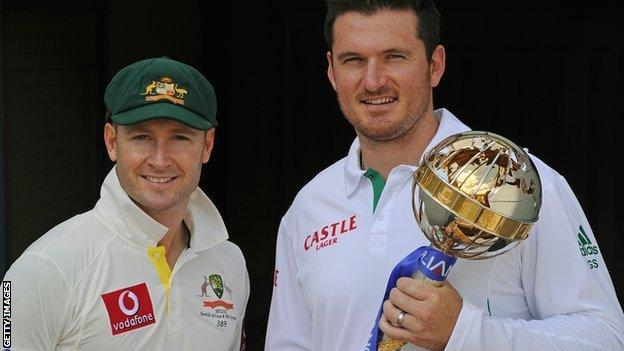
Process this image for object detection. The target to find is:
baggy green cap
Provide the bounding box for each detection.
[104,57,217,130]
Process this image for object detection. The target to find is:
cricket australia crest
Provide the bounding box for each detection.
[141,76,188,105]
[209,274,224,299]
[198,274,237,329]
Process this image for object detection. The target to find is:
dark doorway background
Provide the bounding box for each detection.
[2,1,623,350]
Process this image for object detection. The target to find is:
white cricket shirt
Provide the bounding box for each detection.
[265,108,624,351]
[4,167,249,350]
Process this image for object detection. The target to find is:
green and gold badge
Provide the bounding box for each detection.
[209,274,224,299]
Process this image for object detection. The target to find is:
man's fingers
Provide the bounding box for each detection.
[382,299,405,327]
[389,286,426,318]
[382,299,425,335]
[379,280,463,351]
[379,314,416,344]
[396,277,435,299]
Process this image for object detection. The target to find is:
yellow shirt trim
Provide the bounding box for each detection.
[147,246,172,301]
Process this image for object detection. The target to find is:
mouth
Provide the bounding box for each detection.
[361,97,397,105]
[141,175,177,184]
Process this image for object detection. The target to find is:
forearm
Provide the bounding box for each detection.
[446,301,624,351]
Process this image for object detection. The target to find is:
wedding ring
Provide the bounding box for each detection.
[396,311,406,327]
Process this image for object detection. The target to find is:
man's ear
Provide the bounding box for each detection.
[104,123,118,162]
[429,44,446,88]
[327,51,337,92]
[202,128,216,163]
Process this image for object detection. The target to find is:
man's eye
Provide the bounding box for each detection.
[133,135,150,141]
[343,57,362,63]
[387,54,405,60]
[174,135,190,141]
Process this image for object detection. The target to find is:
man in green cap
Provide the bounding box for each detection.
[4,57,249,350]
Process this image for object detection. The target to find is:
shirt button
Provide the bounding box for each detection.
[170,301,179,314]
[379,215,385,221]
[154,253,161,260]
[168,317,182,334]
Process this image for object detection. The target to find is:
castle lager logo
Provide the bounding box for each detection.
[303,215,357,251]
[101,282,156,335]
[141,76,188,105]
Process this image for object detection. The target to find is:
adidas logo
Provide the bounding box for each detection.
[577,225,599,257]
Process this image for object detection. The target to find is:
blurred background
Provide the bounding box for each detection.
[1,1,622,349]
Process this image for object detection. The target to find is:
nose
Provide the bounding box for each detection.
[146,141,173,169]
[363,60,387,92]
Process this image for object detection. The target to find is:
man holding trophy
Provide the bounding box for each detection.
[265,0,624,350]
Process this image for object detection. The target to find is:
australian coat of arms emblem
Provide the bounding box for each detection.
[198,274,234,310]
[141,76,188,105]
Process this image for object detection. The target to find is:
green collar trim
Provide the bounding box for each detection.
[363,168,385,212]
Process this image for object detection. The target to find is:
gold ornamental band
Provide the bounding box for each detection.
[414,163,534,240]
[145,94,185,105]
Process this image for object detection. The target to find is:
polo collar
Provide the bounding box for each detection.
[344,108,471,197]
[94,166,228,251]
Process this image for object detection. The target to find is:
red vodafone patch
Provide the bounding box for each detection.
[101,282,156,335]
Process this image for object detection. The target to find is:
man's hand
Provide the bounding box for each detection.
[379,277,463,351]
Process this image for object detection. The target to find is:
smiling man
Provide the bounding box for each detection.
[265,1,624,350]
[3,57,249,350]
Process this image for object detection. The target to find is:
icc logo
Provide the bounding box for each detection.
[118,291,139,316]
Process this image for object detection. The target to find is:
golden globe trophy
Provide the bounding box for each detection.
[370,131,543,351]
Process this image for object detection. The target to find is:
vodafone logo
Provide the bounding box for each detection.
[118,291,140,316]
[101,283,156,335]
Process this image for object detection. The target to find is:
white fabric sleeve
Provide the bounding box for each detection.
[232,266,250,351]
[445,175,624,350]
[265,218,313,350]
[3,252,73,350]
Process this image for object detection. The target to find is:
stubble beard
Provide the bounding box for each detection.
[117,166,200,215]
[340,87,431,144]
[131,187,187,213]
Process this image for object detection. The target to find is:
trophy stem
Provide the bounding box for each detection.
[412,269,443,287]
[377,335,408,351]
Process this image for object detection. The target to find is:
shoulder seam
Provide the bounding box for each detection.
[73,235,119,291]
[19,252,75,344]
[208,242,248,281]
[279,218,303,279]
